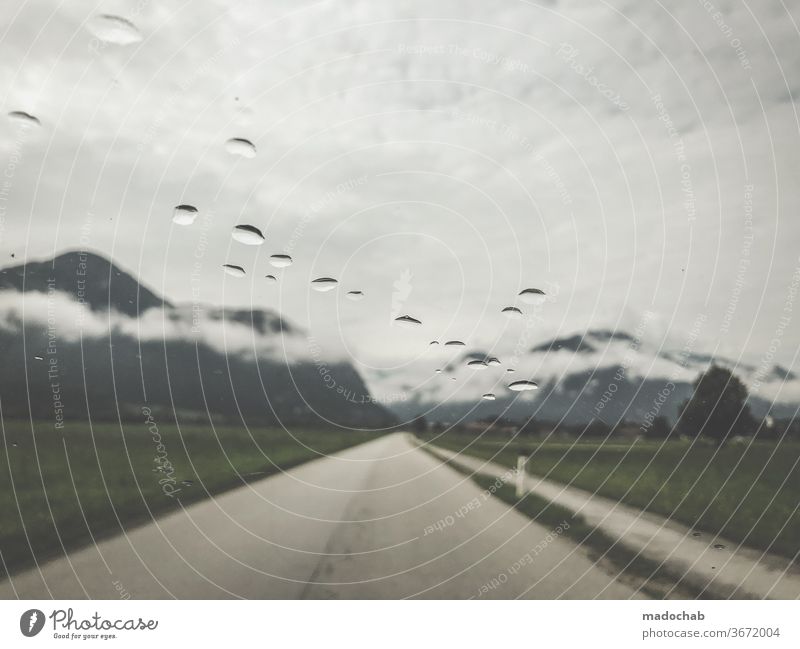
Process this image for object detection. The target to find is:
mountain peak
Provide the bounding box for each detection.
[587,329,636,343]
[0,250,170,317]
[531,333,596,354]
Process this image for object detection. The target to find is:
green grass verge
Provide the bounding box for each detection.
[0,419,380,577]
[419,433,800,562]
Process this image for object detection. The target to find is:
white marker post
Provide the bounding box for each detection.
[515,455,526,498]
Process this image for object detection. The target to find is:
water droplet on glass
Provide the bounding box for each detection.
[8,111,40,127]
[345,290,364,301]
[518,288,546,305]
[482,393,496,401]
[509,380,538,391]
[444,340,465,346]
[713,543,725,550]
[34,355,44,361]
[311,277,338,292]
[87,14,143,45]
[487,357,501,366]
[225,137,257,158]
[394,315,422,328]
[467,360,488,370]
[180,479,195,487]
[692,532,701,537]
[172,204,198,225]
[429,340,439,345]
[222,264,246,278]
[506,368,516,373]
[435,369,442,374]
[265,274,277,283]
[232,224,265,245]
[269,254,293,268]
[502,306,523,319]
[450,377,457,381]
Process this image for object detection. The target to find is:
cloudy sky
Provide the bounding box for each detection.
[1,0,799,401]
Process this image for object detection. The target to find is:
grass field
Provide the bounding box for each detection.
[0,419,380,577]
[419,432,800,562]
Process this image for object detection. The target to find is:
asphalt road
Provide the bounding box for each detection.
[0,433,642,599]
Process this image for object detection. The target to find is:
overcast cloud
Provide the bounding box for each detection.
[1,0,799,401]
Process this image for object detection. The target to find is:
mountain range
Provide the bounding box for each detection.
[386,329,799,427]
[2,251,796,432]
[0,251,395,429]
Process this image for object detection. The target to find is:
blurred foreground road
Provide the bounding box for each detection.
[0,433,641,599]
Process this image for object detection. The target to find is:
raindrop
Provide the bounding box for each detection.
[222,264,246,278]
[482,393,496,401]
[265,274,277,283]
[33,355,44,361]
[180,479,195,487]
[444,340,465,346]
[429,341,439,345]
[713,543,725,550]
[467,360,488,370]
[435,369,442,374]
[450,377,457,381]
[692,532,701,538]
[394,315,422,328]
[8,111,40,127]
[225,137,257,158]
[10,441,18,448]
[311,277,338,292]
[519,288,546,305]
[269,254,293,268]
[509,380,538,392]
[232,224,265,245]
[172,204,198,226]
[345,290,364,301]
[87,14,143,45]
[506,368,516,373]
[487,357,501,366]
[502,306,523,319]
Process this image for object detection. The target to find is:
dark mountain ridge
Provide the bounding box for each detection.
[0,251,394,429]
[389,329,798,427]
[0,250,168,316]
